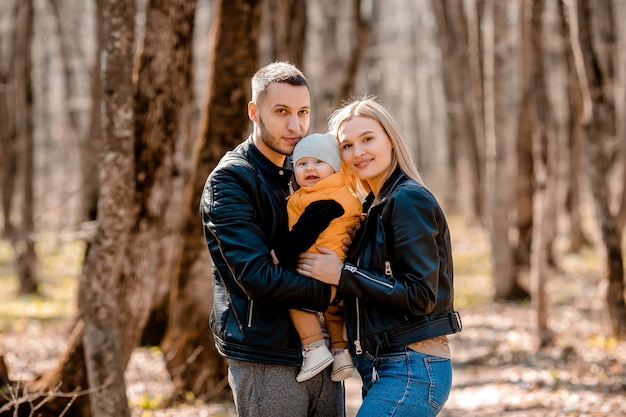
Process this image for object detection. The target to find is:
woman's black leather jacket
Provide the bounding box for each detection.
[338,168,462,356]
[201,137,333,366]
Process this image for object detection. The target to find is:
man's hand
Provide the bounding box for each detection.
[342,213,363,254]
[342,227,355,255]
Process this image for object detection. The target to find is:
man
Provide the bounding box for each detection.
[200,62,344,417]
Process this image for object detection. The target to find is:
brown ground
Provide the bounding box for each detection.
[2,291,625,416]
[2,221,625,416]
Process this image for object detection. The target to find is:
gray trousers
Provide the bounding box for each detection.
[228,358,345,417]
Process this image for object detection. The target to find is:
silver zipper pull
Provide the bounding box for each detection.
[384,260,392,276]
[354,340,363,355]
[371,364,379,382]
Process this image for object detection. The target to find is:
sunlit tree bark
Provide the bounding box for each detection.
[115,0,198,367]
[78,0,136,414]
[162,0,262,399]
[23,1,197,415]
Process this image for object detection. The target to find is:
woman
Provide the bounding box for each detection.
[297,98,462,417]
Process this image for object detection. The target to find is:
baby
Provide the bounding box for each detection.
[273,132,362,382]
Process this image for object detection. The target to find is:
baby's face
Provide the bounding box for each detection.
[294,157,335,187]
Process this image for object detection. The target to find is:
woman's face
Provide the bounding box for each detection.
[338,116,394,195]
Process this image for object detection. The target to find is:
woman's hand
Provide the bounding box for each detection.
[297,246,343,286]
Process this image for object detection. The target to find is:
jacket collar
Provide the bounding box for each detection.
[243,136,293,181]
[371,167,406,207]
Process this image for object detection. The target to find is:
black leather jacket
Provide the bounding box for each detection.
[338,168,461,355]
[200,137,333,366]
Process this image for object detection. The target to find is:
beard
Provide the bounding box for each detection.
[258,115,297,156]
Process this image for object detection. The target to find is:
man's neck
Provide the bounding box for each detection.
[252,132,286,167]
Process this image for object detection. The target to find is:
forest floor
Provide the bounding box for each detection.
[1,219,626,416]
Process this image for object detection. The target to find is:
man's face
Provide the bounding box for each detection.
[249,82,311,166]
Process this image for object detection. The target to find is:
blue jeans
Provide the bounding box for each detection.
[354,347,452,417]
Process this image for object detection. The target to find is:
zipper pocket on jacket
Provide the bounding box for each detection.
[343,264,393,289]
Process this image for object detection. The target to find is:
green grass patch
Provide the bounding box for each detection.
[0,239,84,331]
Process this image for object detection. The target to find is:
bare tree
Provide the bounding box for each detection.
[161,0,262,399]
[529,0,557,347]
[12,0,38,295]
[334,0,370,106]
[431,0,483,225]
[12,1,197,415]
[114,0,198,367]
[78,0,137,414]
[557,0,590,253]
[83,0,104,226]
[266,0,306,68]
[0,21,16,240]
[513,4,535,293]
[482,0,519,303]
[305,0,355,131]
[574,0,626,337]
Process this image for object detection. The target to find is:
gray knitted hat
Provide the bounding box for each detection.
[292,132,341,172]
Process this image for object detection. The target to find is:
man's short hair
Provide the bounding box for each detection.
[251,61,308,103]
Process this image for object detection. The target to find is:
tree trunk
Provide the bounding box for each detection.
[431,0,483,226]
[9,319,90,416]
[576,0,626,337]
[513,5,535,289]
[114,0,198,367]
[483,0,518,303]
[507,0,534,301]
[530,0,555,347]
[0,24,16,240]
[13,0,38,296]
[22,1,198,415]
[558,0,590,253]
[79,0,137,414]
[266,0,306,68]
[334,0,369,106]
[81,0,104,225]
[305,0,354,132]
[161,0,262,399]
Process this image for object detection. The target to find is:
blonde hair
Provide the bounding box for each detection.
[328,97,425,196]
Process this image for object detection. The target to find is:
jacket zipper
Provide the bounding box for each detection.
[247,300,253,327]
[343,264,393,289]
[345,261,394,381]
[343,263,364,355]
[344,262,398,355]
[354,298,362,354]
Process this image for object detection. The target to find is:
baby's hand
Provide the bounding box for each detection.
[270,249,279,265]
